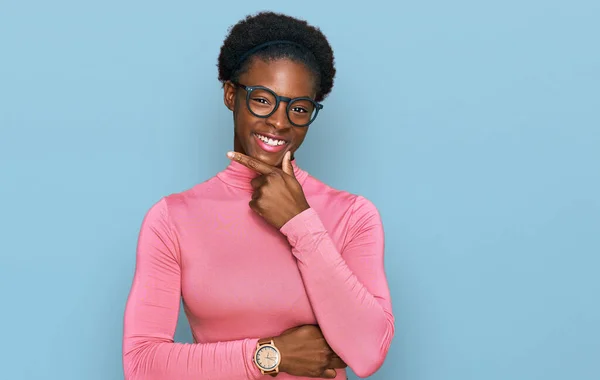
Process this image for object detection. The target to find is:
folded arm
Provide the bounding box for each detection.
[280,196,395,378]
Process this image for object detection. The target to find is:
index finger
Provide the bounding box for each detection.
[227,151,277,175]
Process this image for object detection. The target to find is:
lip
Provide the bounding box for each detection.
[253,132,288,153]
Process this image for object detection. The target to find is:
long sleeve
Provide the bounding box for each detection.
[279,196,395,378]
[122,198,263,380]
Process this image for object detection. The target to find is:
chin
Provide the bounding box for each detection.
[247,142,289,167]
[253,151,283,167]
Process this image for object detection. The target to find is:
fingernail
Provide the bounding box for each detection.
[227,151,234,159]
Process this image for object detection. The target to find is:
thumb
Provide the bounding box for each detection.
[322,369,337,379]
[282,151,295,178]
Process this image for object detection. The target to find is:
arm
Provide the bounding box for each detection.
[279,196,395,378]
[122,198,263,380]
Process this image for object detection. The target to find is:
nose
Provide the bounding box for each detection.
[265,101,290,129]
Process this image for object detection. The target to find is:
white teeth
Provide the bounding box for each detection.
[255,133,286,146]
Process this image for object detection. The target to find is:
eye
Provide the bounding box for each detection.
[291,106,308,113]
[251,97,271,105]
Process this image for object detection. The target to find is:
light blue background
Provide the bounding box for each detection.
[1,0,598,379]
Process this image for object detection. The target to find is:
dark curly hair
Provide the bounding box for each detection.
[218,11,336,102]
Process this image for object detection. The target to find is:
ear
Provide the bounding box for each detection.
[223,81,237,111]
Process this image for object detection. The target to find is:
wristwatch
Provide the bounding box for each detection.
[254,338,281,376]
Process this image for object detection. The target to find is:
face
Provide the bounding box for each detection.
[224,58,317,168]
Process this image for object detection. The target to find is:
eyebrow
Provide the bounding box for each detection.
[235,82,316,100]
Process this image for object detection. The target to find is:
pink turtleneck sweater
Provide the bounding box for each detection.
[122,159,394,379]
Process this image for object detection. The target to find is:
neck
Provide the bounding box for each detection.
[216,154,309,192]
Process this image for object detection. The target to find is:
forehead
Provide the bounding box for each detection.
[239,58,316,98]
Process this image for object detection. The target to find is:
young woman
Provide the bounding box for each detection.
[122,11,395,380]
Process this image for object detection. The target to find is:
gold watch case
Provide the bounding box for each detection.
[254,339,281,374]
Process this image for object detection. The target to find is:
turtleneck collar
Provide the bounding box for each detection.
[216,158,309,192]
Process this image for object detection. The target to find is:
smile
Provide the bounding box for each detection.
[253,133,287,146]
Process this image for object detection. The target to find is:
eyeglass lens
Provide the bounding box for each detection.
[247,88,316,126]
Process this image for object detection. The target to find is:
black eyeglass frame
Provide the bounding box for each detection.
[232,81,323,127]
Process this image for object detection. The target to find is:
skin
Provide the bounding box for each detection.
[224,58,314,169]
[223,58,347,378]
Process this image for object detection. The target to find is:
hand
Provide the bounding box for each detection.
[269,325,347,378]
[227,151,310,229]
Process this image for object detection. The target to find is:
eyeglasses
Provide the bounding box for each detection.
[232,82,323,127]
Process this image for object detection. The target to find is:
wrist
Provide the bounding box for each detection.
[281,205,311,229]
[271,336,285,371]
[254,337,283,376]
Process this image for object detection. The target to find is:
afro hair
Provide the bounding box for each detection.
[218,11,336,102]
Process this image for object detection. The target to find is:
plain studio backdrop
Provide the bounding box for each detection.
[1,1,598,379]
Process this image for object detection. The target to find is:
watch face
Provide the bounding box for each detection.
[256,345,280,370]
